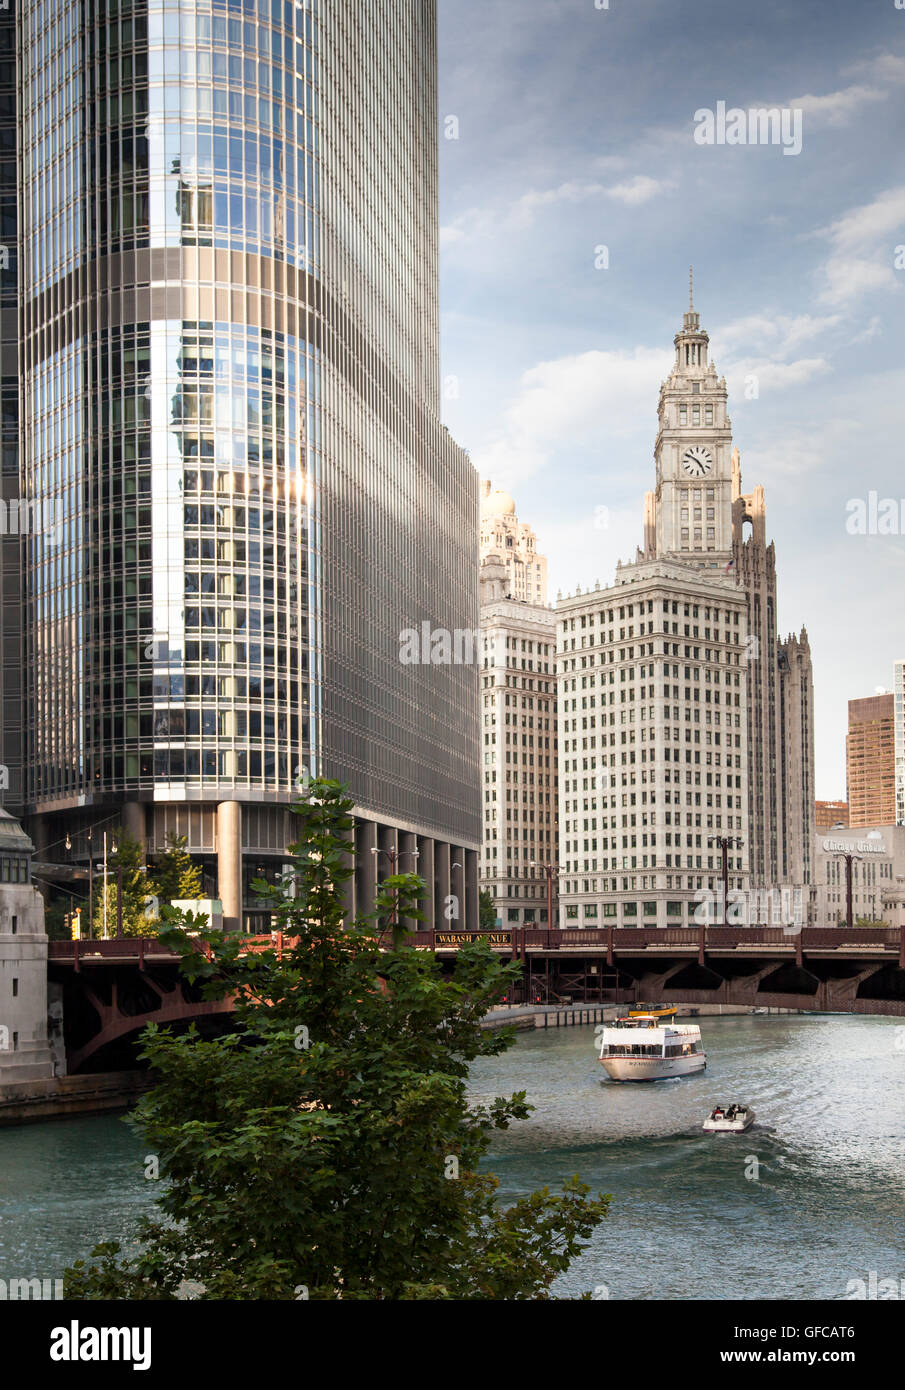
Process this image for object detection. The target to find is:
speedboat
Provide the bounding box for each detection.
[703,1103,755,1133]
[597,1012,706,1081]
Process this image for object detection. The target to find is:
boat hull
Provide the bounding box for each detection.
[599,1052,706,1081]
[703,1111,755,1133]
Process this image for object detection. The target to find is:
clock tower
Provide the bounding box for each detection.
[647,271,735,562]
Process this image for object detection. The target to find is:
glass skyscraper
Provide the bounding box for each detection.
[11,0,480,929]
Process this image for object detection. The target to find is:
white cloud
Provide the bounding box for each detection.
[470,346,672,488]
[815,186,905,306]
[842,52,905,85]
[715,312,842,359]
[440,173,672,245]
[788,83,888,127]
[605,175,672,206]
[723,356,832,399]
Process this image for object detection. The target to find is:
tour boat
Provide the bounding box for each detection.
[703,1103,755,1134]
[597,1013,706,1081]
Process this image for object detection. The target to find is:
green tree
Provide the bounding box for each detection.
[152,832,203,905]
[66,778,609,1300]
[479,888,498,930]
[90,831,153,938]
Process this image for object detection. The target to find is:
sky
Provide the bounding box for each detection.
[436,0,905,801]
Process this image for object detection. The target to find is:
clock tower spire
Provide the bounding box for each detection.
[647,277,734,562]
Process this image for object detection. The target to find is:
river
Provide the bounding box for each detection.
[1,1014,903,1299]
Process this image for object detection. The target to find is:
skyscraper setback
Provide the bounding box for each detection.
[8,1,481,928]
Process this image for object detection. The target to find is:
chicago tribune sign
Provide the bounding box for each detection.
[822,838,888,855]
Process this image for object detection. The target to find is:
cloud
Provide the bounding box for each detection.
[842,52,905,85]
[605,175,672,206]
[715,313,842,358]
[815,186,905,306]
[469,346,672,487]
[787,83,888,127]
[723,357,832,399]
[440,173,672,244]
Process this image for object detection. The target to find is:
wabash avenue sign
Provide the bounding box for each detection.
[434,931,512,947]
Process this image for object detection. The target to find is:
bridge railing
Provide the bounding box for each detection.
[47,923,904,965]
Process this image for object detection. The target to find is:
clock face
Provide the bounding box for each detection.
[682,445,713,477]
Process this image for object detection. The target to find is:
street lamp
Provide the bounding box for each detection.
[706,835,744,927]
[528,861,562,931]
[371,846,421,938]
[831,850,862,930]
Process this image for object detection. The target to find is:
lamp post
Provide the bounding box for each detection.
[87,827,94,940]
[832,851,862,929]
[529,861,562,931]
[706,835,744,927]
[371,845,421,937]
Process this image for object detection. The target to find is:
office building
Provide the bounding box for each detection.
[12,0,480,929]
[847,694,896,829]
[558,281,814,927]
[480,518,557,928]
[815,800,848,830]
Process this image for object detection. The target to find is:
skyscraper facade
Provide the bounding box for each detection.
[479,510,557,929]
[846,693,896,829]
[14,0,480,929]
[557,285,814,929]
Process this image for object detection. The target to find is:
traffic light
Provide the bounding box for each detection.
[69,911,82,941]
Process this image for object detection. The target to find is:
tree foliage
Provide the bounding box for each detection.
[152,832,203,905]
[66,779,609,1300]
[479,888,498,929]
[89,831,153,938]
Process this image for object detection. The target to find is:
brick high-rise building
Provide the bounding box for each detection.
[847,694,896,828]
[815,800,848,830]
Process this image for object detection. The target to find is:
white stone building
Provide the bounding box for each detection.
[557,563,749,929]
[556,280,814,928]
[480,482,548,605]
[480,547,557,926]
[813,825,905,926]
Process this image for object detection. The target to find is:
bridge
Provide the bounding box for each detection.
[47,924,905,1072]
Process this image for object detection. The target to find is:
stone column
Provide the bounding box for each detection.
[122,802,147,860]
[340,826,356,926]
[217,801,243,934]
[464,848,480,931]
[435,841,451,929]
[355,820,379,917]
[398,830,419,931]
[450,848,465,930]
[418,836,435,931]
